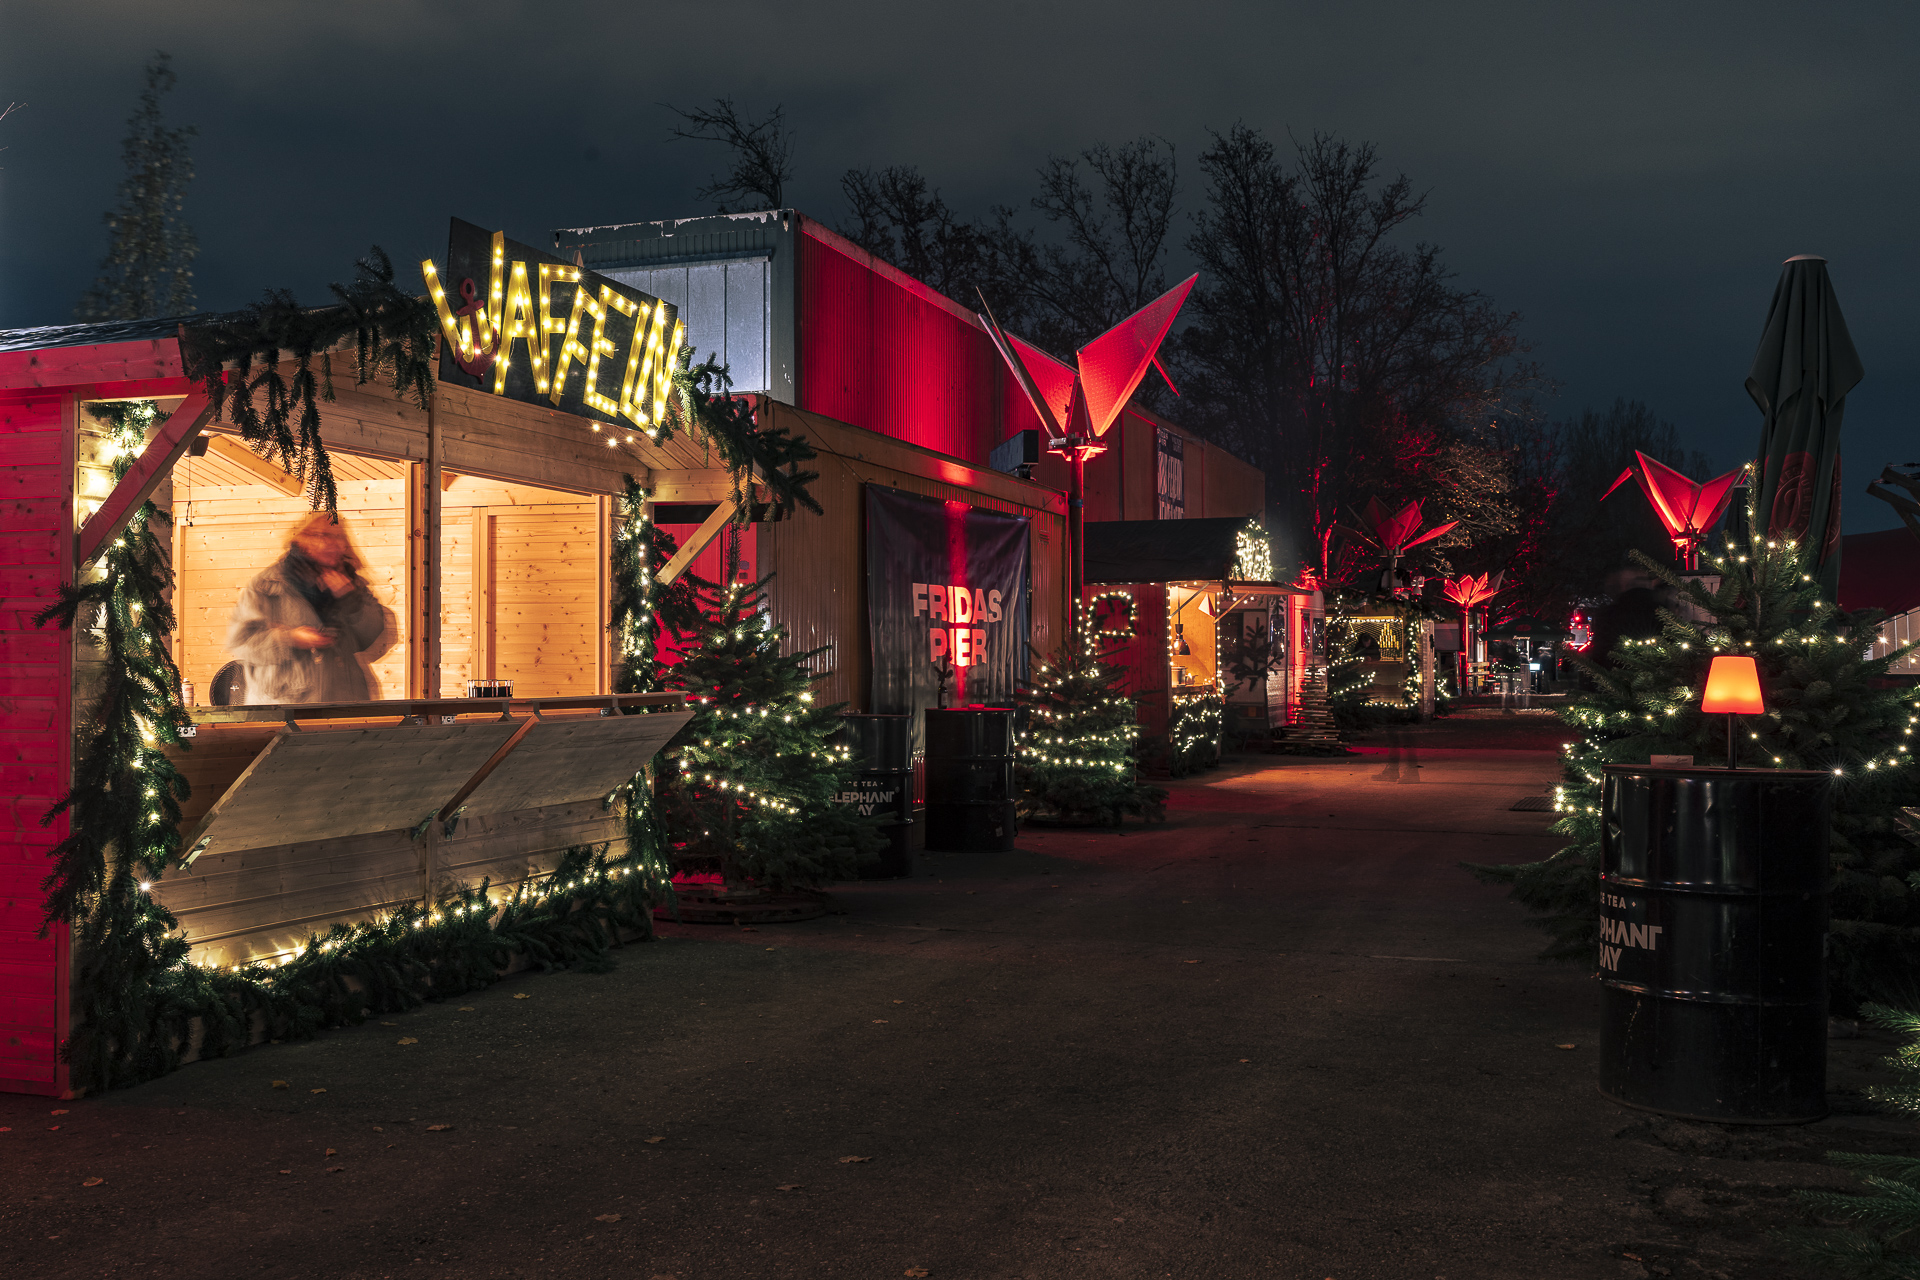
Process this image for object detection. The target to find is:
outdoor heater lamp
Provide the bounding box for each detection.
[1700,655,1765,769]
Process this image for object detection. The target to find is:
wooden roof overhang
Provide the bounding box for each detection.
[0,326,747,568]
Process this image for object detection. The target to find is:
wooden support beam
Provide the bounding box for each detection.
[656,497,738,587]
[424,391,443,699]
[436,714,540,822]
[204,435,303,496]
[77,388,215,568]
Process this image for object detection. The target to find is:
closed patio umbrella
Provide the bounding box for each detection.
[1746,255,1864,599]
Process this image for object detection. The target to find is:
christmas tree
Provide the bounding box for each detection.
[656,531,881,889]
[1017,609,1166,826]
[1472,533,1920,1010]
[1786,1002,1920,1277]
[76,53,198,322]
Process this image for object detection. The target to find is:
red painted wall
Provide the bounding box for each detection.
[0,391,71,1096]
[653,523,755,669]
[796,225,1023,465]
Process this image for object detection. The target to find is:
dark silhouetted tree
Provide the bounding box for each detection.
[665,98,793,213]
[1177,127,1538,580]
[77,53,197,322]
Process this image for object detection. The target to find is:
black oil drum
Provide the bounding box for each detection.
[837,715,913,879]
[1598,764,1831,1123]
[924,707,1016,852]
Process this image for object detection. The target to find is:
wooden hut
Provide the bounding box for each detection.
[1083,517,1321,748]
[0,308,727,1094]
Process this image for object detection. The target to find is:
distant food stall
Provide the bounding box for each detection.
[1337,604,1419,706]
[1082,517,1321,755]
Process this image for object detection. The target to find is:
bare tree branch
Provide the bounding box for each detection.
[0,100,24,167]
[664,98,793,213]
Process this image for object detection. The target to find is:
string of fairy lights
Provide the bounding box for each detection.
[1547,527,1920,817]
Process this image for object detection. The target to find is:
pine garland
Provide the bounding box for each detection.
[70,845,656,1093]
[179,248,438,512]
[608,475,716,913]
[34,401,193,927]
[1782,1003,1920,1277]
[666,353,820,519]
[1470,532,1920,1008]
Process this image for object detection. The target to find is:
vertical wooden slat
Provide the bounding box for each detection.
[424,392,442,699]
[595,494,610,695]
[471,508,491,682]
[406,462,429,698]
[170,497,186,674]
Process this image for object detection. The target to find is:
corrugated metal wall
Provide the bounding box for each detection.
[796,227,1008,466]
[756,401,1066,711]
[558,213,797,405]
[603,258,771,395]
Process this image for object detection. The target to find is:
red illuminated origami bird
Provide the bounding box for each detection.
[977,277,1196,461]
[1601,452,1745,570]
[1347,497,1459,558]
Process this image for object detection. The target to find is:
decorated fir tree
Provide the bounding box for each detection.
[1016,612,1166,826]
[656,532,880,889]
[1472,534,1920,1010]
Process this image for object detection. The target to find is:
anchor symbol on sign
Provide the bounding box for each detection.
[447,277,502,378]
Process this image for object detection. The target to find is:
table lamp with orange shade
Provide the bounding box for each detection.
[1701,655,1765,769]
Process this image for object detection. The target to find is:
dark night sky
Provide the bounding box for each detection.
[2,1,1914,532]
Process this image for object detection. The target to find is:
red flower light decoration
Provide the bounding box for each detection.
[1441,570,1503,610]
[1601,451,1745,570]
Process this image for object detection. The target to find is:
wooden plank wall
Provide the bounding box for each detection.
[0,390,72,1096]
[437,477,606,697]
[170,458,611,704]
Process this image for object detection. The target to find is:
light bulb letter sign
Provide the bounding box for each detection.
[421,218,683,443]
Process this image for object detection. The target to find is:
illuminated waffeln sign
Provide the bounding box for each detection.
[421,218,684,441]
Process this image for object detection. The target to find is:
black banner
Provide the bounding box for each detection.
[427,217,680,431]
[865,486,1031,757]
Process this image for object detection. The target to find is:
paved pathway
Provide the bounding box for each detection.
[1,723,1899,1278]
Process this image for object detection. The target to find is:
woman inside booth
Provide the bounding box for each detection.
[224,512,394,704]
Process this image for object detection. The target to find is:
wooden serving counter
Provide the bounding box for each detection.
[155,693,689,969]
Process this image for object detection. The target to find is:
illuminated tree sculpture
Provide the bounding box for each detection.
[977,277,1195,630]
[1600,450,1744,571]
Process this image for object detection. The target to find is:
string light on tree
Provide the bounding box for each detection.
[1016,603,1166,825]
[1472,522,1920,1012]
